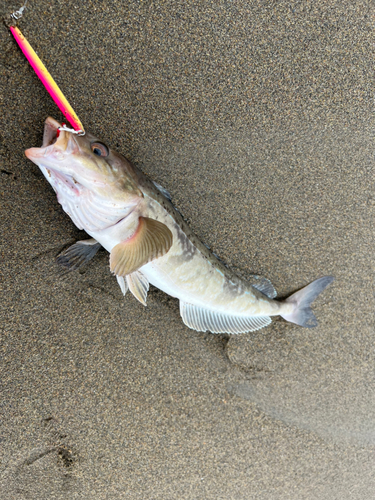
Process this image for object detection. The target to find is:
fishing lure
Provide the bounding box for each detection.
[10,23,84,135]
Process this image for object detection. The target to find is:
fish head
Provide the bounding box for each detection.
[25,117,143,203]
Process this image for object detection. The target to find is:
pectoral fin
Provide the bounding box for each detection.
[56,239,101,270]
[110,217,173,277]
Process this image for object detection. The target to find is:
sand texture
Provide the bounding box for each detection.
[0,0,374,498]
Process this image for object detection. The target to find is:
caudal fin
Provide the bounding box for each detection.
[280,276,334,328]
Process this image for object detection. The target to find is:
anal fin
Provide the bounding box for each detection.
[180,302,271,334]
[56,239,101,270]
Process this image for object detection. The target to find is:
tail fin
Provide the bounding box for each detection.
[280,276,334,328]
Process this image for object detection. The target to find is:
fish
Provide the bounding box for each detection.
[25,117,334,334]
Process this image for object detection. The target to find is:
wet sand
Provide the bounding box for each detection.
[1,1,374,498]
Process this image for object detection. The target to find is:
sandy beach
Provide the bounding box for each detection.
[1,0,374,498]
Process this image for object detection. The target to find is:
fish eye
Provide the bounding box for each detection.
[91,142,109,157]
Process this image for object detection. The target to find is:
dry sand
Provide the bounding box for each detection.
[0,0,374,498]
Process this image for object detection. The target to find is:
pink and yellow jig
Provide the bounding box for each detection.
[10,25,85,135]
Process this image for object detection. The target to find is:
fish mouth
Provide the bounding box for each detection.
[42,116,62,148]
[25,117,78,161]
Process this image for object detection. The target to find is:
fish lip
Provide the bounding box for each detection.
[25,117,62,160]
[42,117,62,147]
[25,117,79,161]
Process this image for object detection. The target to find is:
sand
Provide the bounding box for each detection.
[0,0,374,498]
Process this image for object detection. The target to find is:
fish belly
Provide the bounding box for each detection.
[141,244,279,318]
[139,196,280,318]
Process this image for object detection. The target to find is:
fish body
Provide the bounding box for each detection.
[25,117,333,334]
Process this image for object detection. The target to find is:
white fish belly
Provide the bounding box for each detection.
[90,194,281,318]
[141,244,280,318]
[138,196,281,318]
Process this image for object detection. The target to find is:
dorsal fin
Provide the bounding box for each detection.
[180,301,272,334]
[110,216,173,276]
[152,181,172,201]
[251,277,277,299]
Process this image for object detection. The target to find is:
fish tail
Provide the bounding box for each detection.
[280,276,334,328]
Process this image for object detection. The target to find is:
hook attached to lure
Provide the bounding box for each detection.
[9,5,85,135]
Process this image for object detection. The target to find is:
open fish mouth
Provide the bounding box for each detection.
[25,117,79,161]
[42,116,62,147]
[24,117,82,194]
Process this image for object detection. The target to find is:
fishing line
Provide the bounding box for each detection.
[10,0,28,21]
[9,2,85,136]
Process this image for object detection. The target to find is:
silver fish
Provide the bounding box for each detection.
[25,117,333,334]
